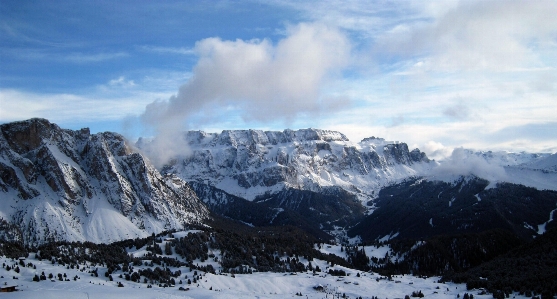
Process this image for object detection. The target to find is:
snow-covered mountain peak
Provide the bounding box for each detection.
[463,149,551,167]
[185,128,349,148]
[152,128,431,203]
[0,119,209,246]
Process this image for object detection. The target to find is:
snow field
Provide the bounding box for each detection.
[0,234,533,299]
[1,251,527,299]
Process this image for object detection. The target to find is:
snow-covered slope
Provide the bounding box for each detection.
[468,150,551,167]
[0,119,209,246]
[431,149,557,191]
[520,152,557,172]
[144,129,432,204]
[0,247,485,299]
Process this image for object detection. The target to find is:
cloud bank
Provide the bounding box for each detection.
[374,0,557,72]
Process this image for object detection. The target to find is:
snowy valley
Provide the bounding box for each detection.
[0,233,478,299]
[1,227,554,299]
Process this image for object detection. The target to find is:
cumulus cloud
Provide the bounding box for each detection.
[140,23,351,167]
[142,23,350,126]
[430,147,508,183]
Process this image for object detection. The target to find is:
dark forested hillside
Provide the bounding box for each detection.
[446,228,557,297]
[349,177,557,242]
[1,218,352,281]
[253,186,366,229]
[372,229,523,276]
[190,181,363,240]
[364,227,557,296]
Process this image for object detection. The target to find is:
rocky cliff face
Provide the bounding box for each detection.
[139,129,431,233]
[0,119,209,246]
[153,129,430,203]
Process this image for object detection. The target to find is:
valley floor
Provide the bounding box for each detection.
[0,253,528,299]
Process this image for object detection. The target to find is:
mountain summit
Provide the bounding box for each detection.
[151,128,431,202]
[0,118,208,245]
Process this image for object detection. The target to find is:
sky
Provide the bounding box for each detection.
[1,0,557,159]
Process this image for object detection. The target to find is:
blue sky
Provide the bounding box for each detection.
[1,0,556,158]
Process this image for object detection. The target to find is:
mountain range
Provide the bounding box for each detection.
[1,118,556,246]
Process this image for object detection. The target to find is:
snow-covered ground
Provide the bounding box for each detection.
[0,248,530,299]
[316,243,392,262]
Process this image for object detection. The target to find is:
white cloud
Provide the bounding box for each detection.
[63,52,129,63]
[0,49,129,63]
[139,22,351,166]
[109,76,136,87]
[421,141,453,161]
[430,147,508,182]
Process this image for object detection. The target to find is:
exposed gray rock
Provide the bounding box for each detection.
[152,128,430,199]
[0,118,209,246]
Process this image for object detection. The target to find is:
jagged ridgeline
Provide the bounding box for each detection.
[0,118,209,246]
[144,128,431,234]
[153,129,430,197]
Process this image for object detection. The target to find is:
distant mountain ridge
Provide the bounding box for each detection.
[433,148,557,191]
[137,128,431,233]
[2,119,555,245]
[139,128,557,237]
[145,128,431,201]
[0,118,209,246]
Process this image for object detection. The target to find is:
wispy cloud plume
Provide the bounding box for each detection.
[139,45,195,55]
[140,23,351,167]
[142,23,350,126]
[0,48,128,63]
[64,52,128,63]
